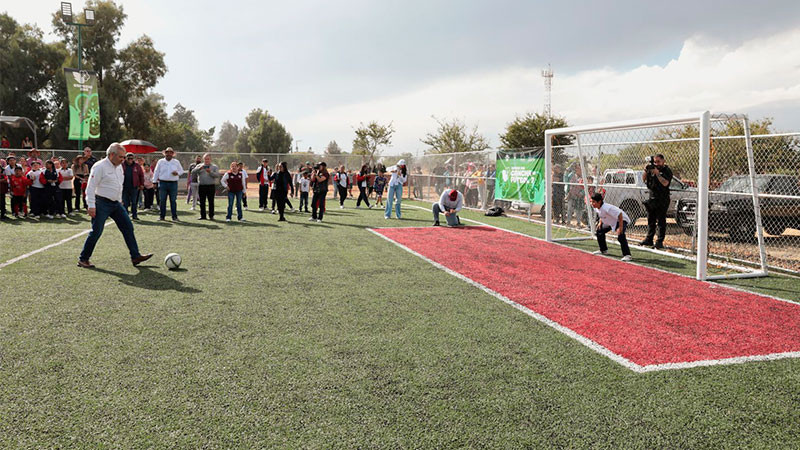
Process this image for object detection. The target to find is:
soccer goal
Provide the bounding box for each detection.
[544,111,768,281]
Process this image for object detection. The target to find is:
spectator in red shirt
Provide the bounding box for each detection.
[9,166,31,217]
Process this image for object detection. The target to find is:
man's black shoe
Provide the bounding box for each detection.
[640,240,654,247]
[433,221,440,227]
[654,242,665,249]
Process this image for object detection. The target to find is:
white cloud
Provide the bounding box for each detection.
[288,27,800,153]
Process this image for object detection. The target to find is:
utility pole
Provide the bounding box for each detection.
[541,64,553,117]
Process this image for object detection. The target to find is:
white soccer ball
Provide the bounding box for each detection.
[164,253,182,270]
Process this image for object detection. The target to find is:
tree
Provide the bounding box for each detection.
[231,109,292,154]
[352,121,394,165]
[421,117,489,154]
[171,103,199,129]
[325,140,342,155]
[169,104,213,154]
[500,112,571,164]
[215,121,239,153]
[248,112,292,154]
[0,14,67,145]
[500,112,572,148]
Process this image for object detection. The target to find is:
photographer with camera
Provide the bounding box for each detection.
[640,153,672,249]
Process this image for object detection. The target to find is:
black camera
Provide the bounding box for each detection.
[313,163,321,170]
[645,155,656,171]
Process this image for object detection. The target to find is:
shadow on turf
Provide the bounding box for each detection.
[93,266,202,293]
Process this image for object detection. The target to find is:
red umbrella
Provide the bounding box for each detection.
[120,139,158,154]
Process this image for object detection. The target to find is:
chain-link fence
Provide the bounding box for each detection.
[545,117,800,276]
[4,134,798,275]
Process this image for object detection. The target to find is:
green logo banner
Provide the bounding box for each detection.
[495,149,546,204]
[64,68,100,140]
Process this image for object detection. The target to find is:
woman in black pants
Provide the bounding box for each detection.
[355,164,372,208]
[72,155,88,210]
[335,165,348,208]
[272,161,294,221]
[310,162,328,223]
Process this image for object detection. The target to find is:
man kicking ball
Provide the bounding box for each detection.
[78,143,153,268]
[433,188,463,227]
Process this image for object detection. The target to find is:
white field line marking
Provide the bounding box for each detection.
[0,220,111,271]
[372,221,800,372]
[366,228,646,373]
[405,204,799,307]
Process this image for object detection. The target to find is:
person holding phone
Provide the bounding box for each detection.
[192,153,220,220]
[384,159,407,219]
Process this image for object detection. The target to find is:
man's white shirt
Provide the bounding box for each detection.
[594,202,631,231]
[152,158,184,182]
[86,157,124,208]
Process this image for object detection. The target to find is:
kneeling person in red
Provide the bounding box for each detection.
[78,143,153,268]
[591,192,632,261]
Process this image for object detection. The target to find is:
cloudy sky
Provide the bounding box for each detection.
[6,1,800,153]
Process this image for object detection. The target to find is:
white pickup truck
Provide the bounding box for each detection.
[598,169,696,223]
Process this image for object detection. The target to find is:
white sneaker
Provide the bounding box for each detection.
[258,207,264,211]
[316,219,321,223]
[190,206,195,211]
[368,205,374,209]
[291,208,296,212]
[271,210,276,214]
[593,250,608,255]
[60,214,67,218]
[339,205,344,209]
[308,217,315,221]
[355,205,361,209]
[239,218,246,222]
[384,216,389,220]
[621,255,633,262]
[226,218,231,222]
[45,214,54,219]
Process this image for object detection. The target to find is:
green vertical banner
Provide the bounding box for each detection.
[64,68,100,140]
[495,148,546,204]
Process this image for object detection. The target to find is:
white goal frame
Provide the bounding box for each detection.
[544,111,768,281]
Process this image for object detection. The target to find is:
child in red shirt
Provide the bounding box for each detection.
[9,166,31,218]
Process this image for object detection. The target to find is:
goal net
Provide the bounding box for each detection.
[544,112,768,281]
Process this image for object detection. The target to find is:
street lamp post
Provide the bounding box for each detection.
[61,2,95,151]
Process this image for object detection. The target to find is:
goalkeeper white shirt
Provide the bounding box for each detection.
[594,202,630,231]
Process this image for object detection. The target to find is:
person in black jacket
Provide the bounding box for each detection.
[640,153,673,249]
[255,159,271,211]
[272,161,295,221]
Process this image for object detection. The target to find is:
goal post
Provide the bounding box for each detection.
[544,111,768,281]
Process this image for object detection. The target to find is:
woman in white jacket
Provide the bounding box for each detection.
[384,159,407,219]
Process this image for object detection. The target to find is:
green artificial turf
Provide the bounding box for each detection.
[0,198,798,447]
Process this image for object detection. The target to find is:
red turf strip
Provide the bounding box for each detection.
[374,226,800,367]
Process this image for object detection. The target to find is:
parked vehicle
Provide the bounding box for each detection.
[598,169,696,223]
[676,174,800,241]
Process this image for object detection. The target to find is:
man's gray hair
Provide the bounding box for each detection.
[106,143,126,157]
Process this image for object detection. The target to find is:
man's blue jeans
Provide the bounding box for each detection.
[432,203,460,226]
[80,196,141,261]
[159,180,178,219]
[122,186,140,218]
[227,191,243,220]
[384,184,403,218]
